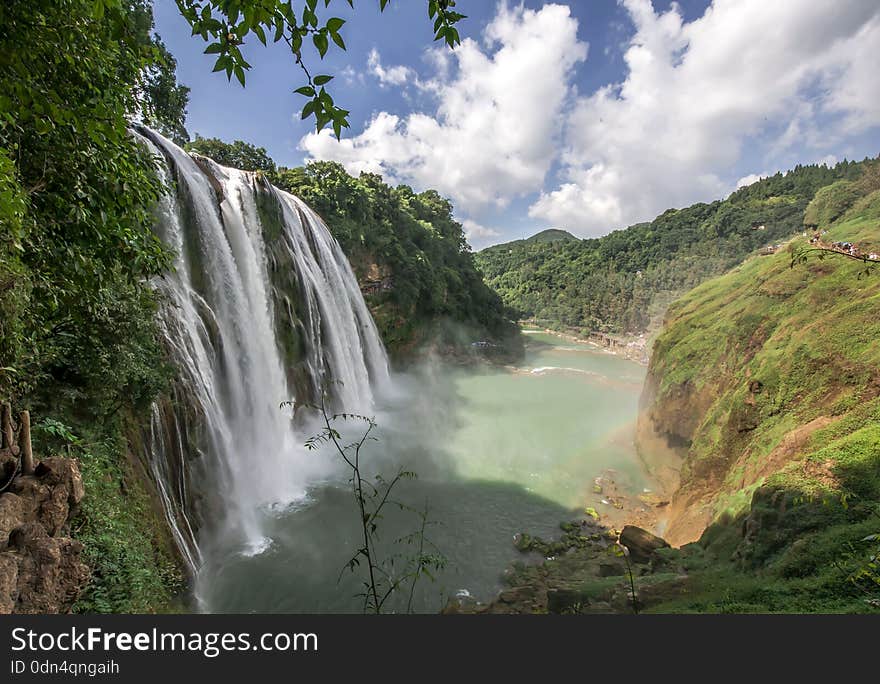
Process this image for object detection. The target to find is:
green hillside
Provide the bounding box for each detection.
[476,160,872,335]
[474,167,880,614]
[526,228,577,244]
[634,172,880,611]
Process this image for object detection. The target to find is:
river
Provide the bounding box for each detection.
[196,329,647,612]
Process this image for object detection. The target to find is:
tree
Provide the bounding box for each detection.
[141,37,191,145]
[0,0,176,414]
[175,0,466,137]
[187,135,276,172]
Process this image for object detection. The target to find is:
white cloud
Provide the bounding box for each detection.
[301,2,588,214]
[461,218,502,248]
[736,173,763,189]
[529,0,880,237]
[367,48,414,87]
[339,65,364,87]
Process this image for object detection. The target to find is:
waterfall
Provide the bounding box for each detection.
[133,128,390,584]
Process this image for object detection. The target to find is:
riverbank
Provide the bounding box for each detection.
[520,321,652,366]
[439,324,684,614]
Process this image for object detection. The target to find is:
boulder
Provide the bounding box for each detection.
[10,457,84,536]
[0,493,23,547]
[3,522,88,614]
[0,457,89,613]
[35,457,85,506]
[619,525,670,564]
[0,553,18,613]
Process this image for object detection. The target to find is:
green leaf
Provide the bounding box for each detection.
[330,31,346,50]
[313,74,333,86]
[233,65,246,87]
[204,42,224,54]
[313,32,328,57]
[301,100,317,119]
[326,17,345,33]
[294,85,316,97]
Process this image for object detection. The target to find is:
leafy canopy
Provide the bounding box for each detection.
[0,0,185,415]
[187,134,277,172]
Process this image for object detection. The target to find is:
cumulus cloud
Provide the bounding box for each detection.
[301,2,587,214]
[461,218,502,248]
[367,48,414,87]
[529,0,880,236]
[736,173,763,189]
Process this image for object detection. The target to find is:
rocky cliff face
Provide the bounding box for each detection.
[0,457,89,613]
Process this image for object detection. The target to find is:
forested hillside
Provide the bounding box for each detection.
[478,162,880,614]
[186,136,518,356]
[477,160,873,335]
[274,162,516,355]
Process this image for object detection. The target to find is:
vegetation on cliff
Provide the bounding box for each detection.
[636,169,880,611]
[0,0,190,612]
[476,159,872,336]
[185,135,518,356]
[461,167,880,614]
[275,161,517,356]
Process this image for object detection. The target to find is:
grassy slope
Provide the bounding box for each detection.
[640,190,880,612]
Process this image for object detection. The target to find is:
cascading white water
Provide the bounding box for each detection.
[134,129,389,583]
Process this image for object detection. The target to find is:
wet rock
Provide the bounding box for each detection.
[513,532,533,552]
[619,525,670,564]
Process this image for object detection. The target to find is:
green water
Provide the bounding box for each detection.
[446,331,646,507]
[198,330,647,612]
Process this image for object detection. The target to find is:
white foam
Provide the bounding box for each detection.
[241,536,273,557]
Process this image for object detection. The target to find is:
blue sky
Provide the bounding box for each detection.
[155,1,880,248]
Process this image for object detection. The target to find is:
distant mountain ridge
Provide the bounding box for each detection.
[526,228,578,244]
[476,157,876,335]
[483,228,577,252]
